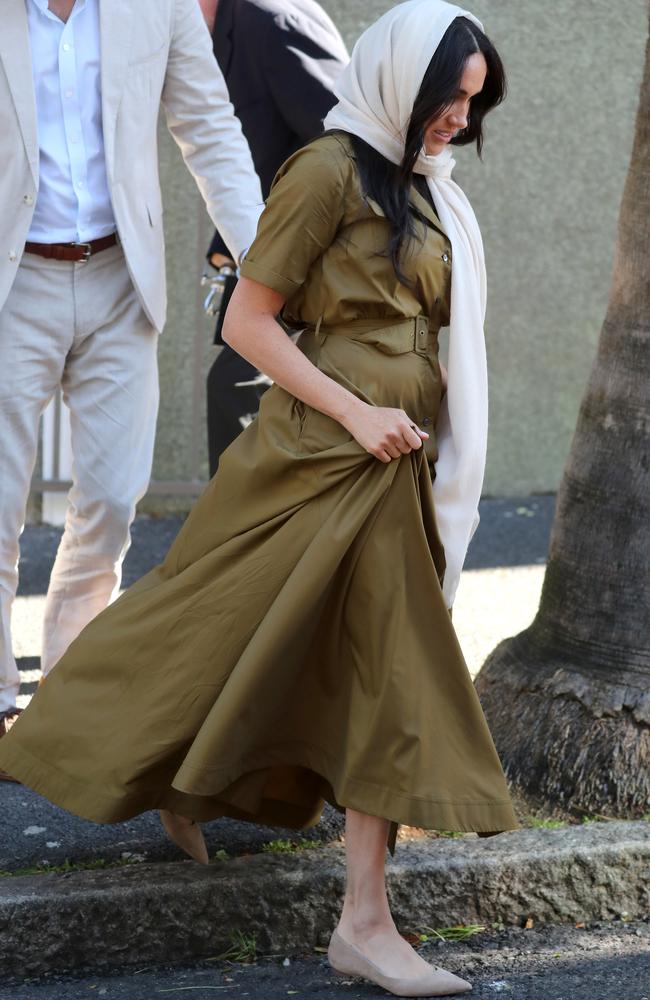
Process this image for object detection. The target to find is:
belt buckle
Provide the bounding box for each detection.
[414,315,429,355]
[71,242,92,264]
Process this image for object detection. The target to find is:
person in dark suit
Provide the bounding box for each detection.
[199,0,348,473]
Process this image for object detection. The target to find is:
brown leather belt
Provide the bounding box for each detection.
[24,233,118,264]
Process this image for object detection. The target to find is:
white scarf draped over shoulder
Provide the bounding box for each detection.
[324,0,488,609]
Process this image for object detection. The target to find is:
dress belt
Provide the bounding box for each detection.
[312,315,434,356]
[24,233,119,264]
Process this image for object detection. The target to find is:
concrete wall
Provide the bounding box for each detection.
[148,0,648,507]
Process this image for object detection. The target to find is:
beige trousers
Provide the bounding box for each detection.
[0,243,159,713]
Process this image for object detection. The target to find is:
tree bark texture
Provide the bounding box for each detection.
[475,30,650,816]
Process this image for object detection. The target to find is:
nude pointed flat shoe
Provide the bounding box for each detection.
[328,929,472,997]
[160,809,209,865]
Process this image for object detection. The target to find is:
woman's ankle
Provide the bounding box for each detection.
[337,903,395,942]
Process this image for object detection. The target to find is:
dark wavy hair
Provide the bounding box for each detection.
[349,16,506,283]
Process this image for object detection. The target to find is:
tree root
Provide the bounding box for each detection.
[476,631,650,816]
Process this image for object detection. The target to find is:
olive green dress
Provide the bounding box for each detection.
[0,134,517,838]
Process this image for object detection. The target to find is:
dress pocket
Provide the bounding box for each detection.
[297,404,355,456]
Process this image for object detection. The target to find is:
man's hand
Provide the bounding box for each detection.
[210,253,236,270]
[201,257,237,317]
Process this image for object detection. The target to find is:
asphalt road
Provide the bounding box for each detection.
[0,776,342,872]
[2,921,648,1000]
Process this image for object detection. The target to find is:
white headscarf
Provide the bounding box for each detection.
[324,0,489,609]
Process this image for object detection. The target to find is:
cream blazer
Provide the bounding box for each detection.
[0,0,264,332]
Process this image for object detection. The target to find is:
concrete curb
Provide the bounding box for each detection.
[2,821,649,982]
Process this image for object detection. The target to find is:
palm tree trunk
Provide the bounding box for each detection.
[475,30,650,816]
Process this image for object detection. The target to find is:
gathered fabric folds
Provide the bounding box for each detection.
[0,316,516,839]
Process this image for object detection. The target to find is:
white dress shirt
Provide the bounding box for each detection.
[26,0,116,243]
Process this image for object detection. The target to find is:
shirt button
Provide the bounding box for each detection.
[442,253,450,263]
[8,250,17,262]
[23,194,34,205]
[63,43,71,51]
[76,181,84,189]
[65,89,73,98]
[422,417,432,426]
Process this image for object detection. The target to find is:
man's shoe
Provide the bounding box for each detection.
[0,707,22,783]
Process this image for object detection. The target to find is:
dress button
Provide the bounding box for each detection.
[442,253,450,263]
[8,250,17,262]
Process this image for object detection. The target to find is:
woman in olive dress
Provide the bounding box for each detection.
[0,1,516,995]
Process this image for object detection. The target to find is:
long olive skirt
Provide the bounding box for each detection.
[0,319,517,837]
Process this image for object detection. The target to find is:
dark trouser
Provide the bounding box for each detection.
[206,344,269,476]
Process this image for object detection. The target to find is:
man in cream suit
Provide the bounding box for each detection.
[0,0,264,775]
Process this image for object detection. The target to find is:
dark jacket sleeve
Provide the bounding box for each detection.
[207,2,348,262]
[263,9,348,142]
[208,228,232,260]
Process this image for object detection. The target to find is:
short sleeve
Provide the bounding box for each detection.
[240,140,347,299]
